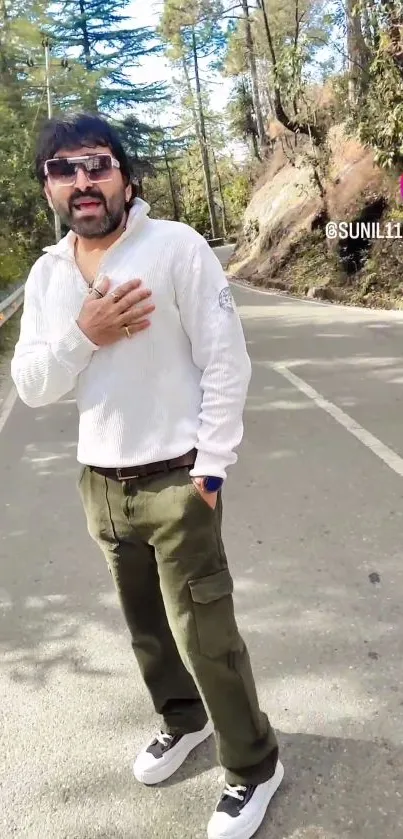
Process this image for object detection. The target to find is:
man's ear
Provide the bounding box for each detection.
[125,181,134,204]
[44,186,54,211]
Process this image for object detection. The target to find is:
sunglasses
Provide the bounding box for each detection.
[44,153,121,186]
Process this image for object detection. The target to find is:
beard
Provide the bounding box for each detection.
[54,187,126,239]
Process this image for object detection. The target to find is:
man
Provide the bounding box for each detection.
[11,114,283,839]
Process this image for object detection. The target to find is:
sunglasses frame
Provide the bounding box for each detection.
[44,153,121,185]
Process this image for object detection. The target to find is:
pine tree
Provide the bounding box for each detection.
[160,0,227,238]
[240,0,267,153]
[47,0,166,111]
[0,0,54,285]
[116,115,159,198]
[227,77,260,159]
[346,0,371,105]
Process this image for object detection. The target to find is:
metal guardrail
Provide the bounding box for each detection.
[207,237,238,248]
[0,285,25,328]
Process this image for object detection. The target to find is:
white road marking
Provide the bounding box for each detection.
[271,362,403,479]
[0,385,17,435]
[0,385,18,432]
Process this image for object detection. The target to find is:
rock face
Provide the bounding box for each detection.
[229,124,390,297]
[306,286,333,301]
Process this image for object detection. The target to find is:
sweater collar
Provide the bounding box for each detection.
[42,197,151,260]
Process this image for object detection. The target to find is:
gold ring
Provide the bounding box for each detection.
[124,325,131,338]
[110,291,118,300]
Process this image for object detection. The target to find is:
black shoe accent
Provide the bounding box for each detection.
[216,784,257,819]
[146,733,183,759]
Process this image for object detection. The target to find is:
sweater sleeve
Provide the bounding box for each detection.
[11,261,98,408]
[174,236,252,480]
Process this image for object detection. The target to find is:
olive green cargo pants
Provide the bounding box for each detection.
[78,464,279,785]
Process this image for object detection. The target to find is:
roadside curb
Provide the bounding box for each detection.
[229,276,403,320]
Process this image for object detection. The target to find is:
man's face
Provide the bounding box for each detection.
[44,144,132,239]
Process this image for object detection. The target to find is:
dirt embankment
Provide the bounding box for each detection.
[229,124,403,309]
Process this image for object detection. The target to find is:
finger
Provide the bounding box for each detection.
[114,288,152,314]
[108,279,142,302]
[126,319,151,333]
[117,302,155,325]
[91,275,110,297]
[117,320,150,339]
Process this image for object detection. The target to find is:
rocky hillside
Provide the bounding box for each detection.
[229,124,403,309]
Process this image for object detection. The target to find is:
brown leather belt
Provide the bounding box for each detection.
[89,448,197,482]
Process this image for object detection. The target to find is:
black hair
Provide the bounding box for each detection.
[35,113,136,200]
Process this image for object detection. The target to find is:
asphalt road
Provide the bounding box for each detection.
[2,256,403,838]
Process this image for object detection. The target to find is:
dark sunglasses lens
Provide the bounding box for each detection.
[86,155,113,180]
[47,159,76,180]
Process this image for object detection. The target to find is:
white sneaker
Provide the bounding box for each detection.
[207,760,284,839]
[133,719,214,785]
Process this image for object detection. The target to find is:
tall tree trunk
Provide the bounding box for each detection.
[78,0,99,110]
[211,145,228,238]
[362,4,374,48]
[346,0,360,105]
[78,0,92,70]
[346,0,371,105]
[163,143,180,221]
[241,0,267,154]
[182,58,200,134]
[242,76,261,160]
[0,0,12,80]
[0,0,9,82]
[182,57,212,226]
[258,0,322,144]
[251,131,259,159]
[292,0,300,115]
[190,29,219,238]
[178,171,191,224]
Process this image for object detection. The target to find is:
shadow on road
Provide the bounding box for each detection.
[31,730,403,839]
[2,292,403,836]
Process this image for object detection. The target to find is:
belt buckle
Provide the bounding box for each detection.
[116,468,139,481]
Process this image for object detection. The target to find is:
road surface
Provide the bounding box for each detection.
[1,260,403,838]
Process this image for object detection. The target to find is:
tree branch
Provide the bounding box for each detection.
[292,0,300,115]
[310,33,366,73]
[258,0,322,143]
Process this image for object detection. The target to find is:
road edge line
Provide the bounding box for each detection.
[229,277,403,319]
[0,385,17,435]
[271,362,403,479]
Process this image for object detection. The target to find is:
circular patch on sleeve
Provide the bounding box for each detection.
[219,287,234,312]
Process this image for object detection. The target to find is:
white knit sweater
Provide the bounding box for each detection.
[11,199,252,479]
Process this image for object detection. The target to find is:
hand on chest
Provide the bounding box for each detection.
[45,248,177,336]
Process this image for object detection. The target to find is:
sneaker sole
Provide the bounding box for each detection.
[134,719,214,785]
[207,760,284,839]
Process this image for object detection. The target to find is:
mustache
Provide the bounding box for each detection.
[69,189,106,212]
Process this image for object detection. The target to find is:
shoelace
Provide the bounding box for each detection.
[223,783,247,801]
[155,732,174,747]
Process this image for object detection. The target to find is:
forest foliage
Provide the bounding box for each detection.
[0,0,402,290]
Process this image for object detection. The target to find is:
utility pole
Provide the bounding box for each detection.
[42,39,62,243]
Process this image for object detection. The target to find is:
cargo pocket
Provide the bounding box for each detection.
[188,568,240,658]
